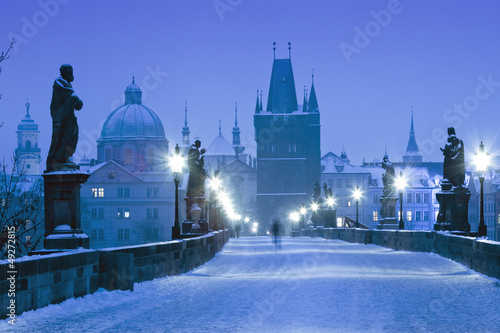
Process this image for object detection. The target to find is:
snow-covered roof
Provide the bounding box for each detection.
[206,134,235,156]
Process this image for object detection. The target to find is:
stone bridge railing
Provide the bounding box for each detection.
[1,230,229,319]
[292,228,500,281]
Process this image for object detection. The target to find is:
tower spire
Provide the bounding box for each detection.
[132,73,135,84]
[288,42,291,59]
[219,119,222,135]
[403,108,423,163]
[302,85,307,112]
[234,101,238,127]
[182,100,190,147]
[308,69,319,112]
[255,88,260,114]
[259,90,263,111]
[233,101,242,149]
[273,42,276,59]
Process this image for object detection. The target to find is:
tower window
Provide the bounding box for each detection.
[26,141,32,150]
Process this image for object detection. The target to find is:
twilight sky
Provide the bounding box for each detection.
[1,0,500,169]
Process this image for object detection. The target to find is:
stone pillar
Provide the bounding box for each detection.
[43,171,90,249]
[434,182,471,234]
[182,196,208,235]
[377,196,399,230]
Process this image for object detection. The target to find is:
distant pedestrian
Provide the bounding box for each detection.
[235,223,241,238]
[272,218,281,251]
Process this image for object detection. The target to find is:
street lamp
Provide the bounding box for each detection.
[170,144,184,239]
[353,189,362,228]
[395,171,407,230]
[475,142,490,237]
[289,211,300,231]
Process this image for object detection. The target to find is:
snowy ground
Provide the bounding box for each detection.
[2,236,500,333]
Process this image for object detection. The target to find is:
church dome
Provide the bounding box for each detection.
[100,79,165,139]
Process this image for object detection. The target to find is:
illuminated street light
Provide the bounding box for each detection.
[169,144,185,239]
[475,142,490,237]
[311,202,319,211]
[326,197,335,207]
[352,189,362,228]
[395,171,407,230]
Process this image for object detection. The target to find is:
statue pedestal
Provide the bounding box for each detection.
[182,196,208,235]
[377,196,399,230]
[434,183,471,234]
[43,170,90,250]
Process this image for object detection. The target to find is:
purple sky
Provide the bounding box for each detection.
[1,0,500,169]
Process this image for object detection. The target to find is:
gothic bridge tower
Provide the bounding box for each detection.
[254,43,321,231]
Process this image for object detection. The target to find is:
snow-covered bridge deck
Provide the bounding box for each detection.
[3,237,500,332]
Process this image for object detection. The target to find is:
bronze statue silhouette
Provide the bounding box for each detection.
[441,127,465,187]
[382,155,395,195]
[187,140,206,197]
[46,64,83,172]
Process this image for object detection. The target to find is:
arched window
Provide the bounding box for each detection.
[26,140,32,150]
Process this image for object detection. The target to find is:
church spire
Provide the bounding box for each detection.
[259,90,263,112]
[302,85,308,112]
[232,101,244,158]
[308,69,319,112]
[182,101,190,147]
[219,119,222,135]
[255,88,260,114]
[403,108,423,163]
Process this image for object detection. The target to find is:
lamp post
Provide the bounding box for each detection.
[299,206,307,229]
[475,142,490,237]
[353,189,362,228]
[326,196,335,228]
[395,171,406,230]
[289,211,300,231]
[170,144,184,239]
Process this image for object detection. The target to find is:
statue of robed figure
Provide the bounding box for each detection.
[186,140,206,197]
[441,127,465,187]
[46,64,83,172]
[381,155,395,196]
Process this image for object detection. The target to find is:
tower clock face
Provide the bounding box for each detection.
[26,164,31,169]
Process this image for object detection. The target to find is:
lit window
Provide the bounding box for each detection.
[407,211,412,221]
[435,210,439,221]
[124,209,130,218]
[373,211,378,221]
[336,217,343,227]
[125,149,134,165]
[147,149,155,165]
[93,188,104,197]
[347,200,351,207]
[117,208,123,218]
